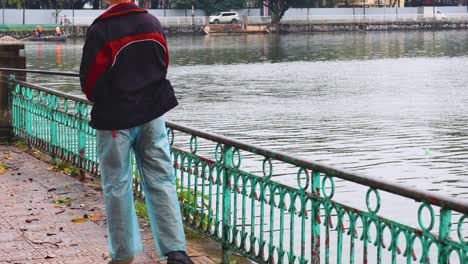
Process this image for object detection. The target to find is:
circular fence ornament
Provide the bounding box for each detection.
[74,101,80,115]
[189,135,198,154]
[321,176,335,199]
[215,143,223,163]
[231,148,241,169]
[262,158,273,179]
[79,103,88,117]
[297,168,310,191]
[26,87,34,100]
[417,203,435,232]
[63,99,69,112]
[457,215,467,244]
[52,96,59,109]
[166,128,174,146]
[366,188,381,214]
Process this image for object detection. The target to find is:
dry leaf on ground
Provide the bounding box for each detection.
[71,217,88,223]
[89,214,102,221]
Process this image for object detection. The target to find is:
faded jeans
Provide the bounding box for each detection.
[97,117,186,260]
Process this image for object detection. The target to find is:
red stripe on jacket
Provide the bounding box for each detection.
[95,2,146,22]
[84,32,168,101]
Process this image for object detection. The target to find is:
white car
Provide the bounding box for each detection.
[209,12,241,24]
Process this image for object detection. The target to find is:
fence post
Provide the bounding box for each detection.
[242,15,248,29]
[222,145,233,263]
[311,171,321,264]
[0,41,25,140]
[438,208,451,264]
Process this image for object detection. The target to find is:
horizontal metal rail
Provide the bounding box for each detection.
[167,121,468,215]
[13,80,90,104]
[2,67,466,215]
[0,67,80,78]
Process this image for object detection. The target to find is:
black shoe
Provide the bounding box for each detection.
[166,251,194,264]
[108,257,134,264]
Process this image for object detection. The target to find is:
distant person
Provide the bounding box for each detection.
[79,0,194,263]
[64,15,71,25]
[55,26,62,36]
[35,26,43,37]
[60,15,64,25]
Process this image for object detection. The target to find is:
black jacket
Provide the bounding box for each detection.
[80,3,178,130]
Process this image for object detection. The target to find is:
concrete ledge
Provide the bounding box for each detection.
[278,20,468,32]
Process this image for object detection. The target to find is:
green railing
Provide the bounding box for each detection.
[4,70,468,264]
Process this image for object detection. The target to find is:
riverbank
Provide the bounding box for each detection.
[0,25,205,39]
[1,20,467,39]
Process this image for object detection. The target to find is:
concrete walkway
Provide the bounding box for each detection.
[0,144,217,264]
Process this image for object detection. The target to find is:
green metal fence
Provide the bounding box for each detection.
[5,72,468,264]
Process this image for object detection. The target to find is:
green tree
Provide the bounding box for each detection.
[7,0,25,9]
[171,0,192,8]
[262,0,319,23]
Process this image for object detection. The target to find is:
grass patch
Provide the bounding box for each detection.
[135,198,207,240]
[13,139,29,151]
[48,161,81,177]
[135,199,150,222]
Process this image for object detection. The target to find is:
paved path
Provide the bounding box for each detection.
[0,144,217,264]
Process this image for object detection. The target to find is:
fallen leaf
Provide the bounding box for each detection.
[47,188,57,192]
[54,205,62,208]
[55,209,66,215]
[48,166,60,172]
[71,217,88,223]
[10,192,15,196]
[0,168,6,174]
[56,197,76,204]
[44,254,57,259]
[25,218,39,223]
[64,184,69,189]
[89,214,102,221]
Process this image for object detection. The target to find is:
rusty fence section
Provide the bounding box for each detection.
[4,69,468,264]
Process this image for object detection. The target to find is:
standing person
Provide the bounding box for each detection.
[79,1,193,264]
[55,26,62,36]
[36,26,43,37]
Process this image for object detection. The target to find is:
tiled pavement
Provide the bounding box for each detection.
[0,144,217,264]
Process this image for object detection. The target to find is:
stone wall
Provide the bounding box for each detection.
[278,20,468,32]
[1,21,467,40]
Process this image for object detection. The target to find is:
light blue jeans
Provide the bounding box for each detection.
[97,117,186,261]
